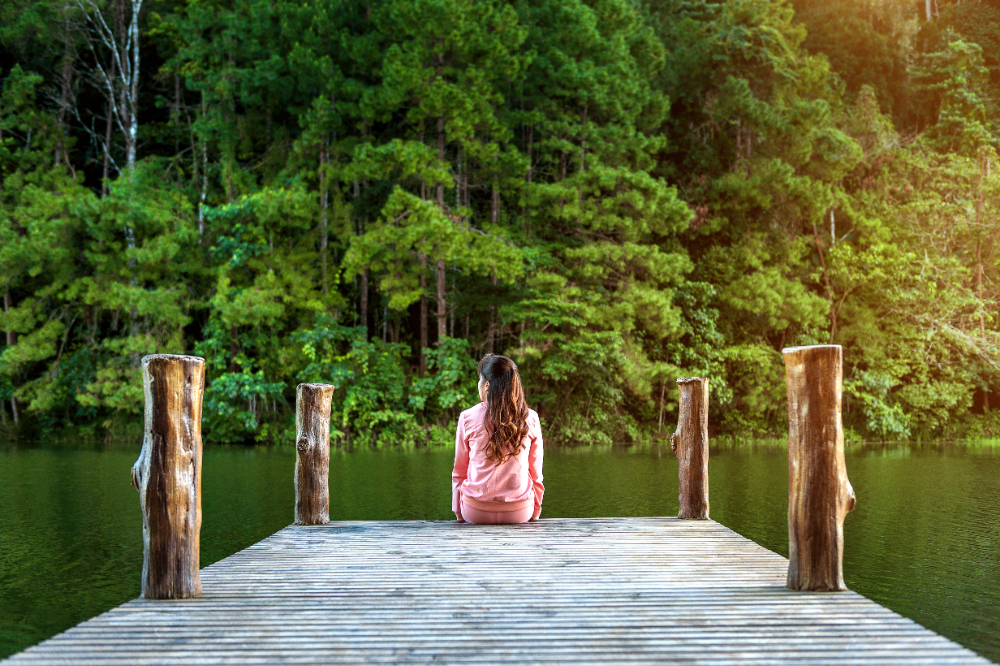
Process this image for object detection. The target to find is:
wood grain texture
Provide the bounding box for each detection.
[294,383,334,526]
[670,377,710,520]
[5,518,989,665]
[782,345,857,592]
[129,354,205,600]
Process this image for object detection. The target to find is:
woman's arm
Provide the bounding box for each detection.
[452,412,469,522]
[528,413,544,520]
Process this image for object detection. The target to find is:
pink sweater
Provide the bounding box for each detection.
[452,402,544,520]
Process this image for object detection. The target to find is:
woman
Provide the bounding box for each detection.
[452,353,544,524]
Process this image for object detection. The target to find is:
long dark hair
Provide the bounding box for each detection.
[478,354,530,464]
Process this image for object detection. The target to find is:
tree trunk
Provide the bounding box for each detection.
[456,147,463,210]
[976,157,986,339]
[670,378,709,520]
[172,73,181,159]
[978,237,985,338]
[526,123,533,184]
[576,107,587,222]
[812,222,837,342]
[55,29,75,177]
[130,354,205,599]
[437,115,445,208]
[229,326,238,372]
[486,274,498,353]
[657,382,665,433]
[419,255,428,377]
[449,297,455,338]
[3,291,18,424]
[319,140,329,295]
[436,258,447,342]
[492,175,499,223]
[977,228,987,410]
[102,49,117,197]
[734,118,742,170]
[295,383,335,526]
[198,97,207,238]
[782,344,856,592]
[126,0,141,167]
[360,269,368,338]
[463,151,469,210]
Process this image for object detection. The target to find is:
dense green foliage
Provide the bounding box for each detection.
[2,0,999,445]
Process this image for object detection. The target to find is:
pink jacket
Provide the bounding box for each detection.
[452,401,544,520]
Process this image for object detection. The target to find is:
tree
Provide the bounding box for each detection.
[76,0,144,168]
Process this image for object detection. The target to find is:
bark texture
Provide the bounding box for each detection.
[782,344,856,592]
[130,354,205,599]
[670,378,710,520]
[295,383,335,525]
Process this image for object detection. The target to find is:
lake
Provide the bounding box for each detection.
[1,442,998,662]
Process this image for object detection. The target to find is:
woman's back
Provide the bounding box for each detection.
[454,402,542,503]
[451,354,544,524]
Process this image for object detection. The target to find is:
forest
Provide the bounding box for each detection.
[1,0,999,446]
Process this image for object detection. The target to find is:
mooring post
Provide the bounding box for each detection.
[782,344,856,592]
[130,354,205,599]
[670,377,710,520]
[295,383,335,525]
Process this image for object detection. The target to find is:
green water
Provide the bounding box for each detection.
[1,443,998,662]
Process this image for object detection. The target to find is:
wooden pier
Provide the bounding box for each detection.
[4,517,992,665]
[6,354,992,664]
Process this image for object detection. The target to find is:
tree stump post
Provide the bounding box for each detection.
[782,345,857,592]
[670,377,710,520]
[130,354,205,600]
[295,383,335,525]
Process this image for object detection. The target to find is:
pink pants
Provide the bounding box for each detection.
[460,497,534,524]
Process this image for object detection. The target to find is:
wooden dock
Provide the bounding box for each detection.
[4,517,993,665]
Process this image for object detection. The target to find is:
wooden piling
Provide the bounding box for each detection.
[130,354,205,599]
[295,383,335,525]
[670,377,710,520]
[782,344,856,592]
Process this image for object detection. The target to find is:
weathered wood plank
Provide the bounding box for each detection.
[3,518,992,665]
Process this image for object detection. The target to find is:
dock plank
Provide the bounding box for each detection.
[4,518,993,665]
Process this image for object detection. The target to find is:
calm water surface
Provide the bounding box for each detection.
[1,443,998,661]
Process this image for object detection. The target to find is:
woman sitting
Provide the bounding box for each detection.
[452,353,544,524]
